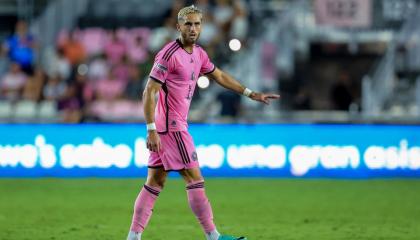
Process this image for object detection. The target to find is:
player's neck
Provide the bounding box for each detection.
[178,37,194,53]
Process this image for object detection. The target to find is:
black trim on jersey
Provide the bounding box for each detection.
[164,45,180,61]
[162,42,178,60]
[150,76,164,84]
[174,132,188,164]
[176,38,193,55]
[176,132,191,163]
[203,65,216,75]
[157,83,169,135]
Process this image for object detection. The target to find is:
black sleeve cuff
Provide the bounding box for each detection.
[203,65,216,75]
[150,76,164,84]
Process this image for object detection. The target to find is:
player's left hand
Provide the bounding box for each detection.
[250,92,280,105]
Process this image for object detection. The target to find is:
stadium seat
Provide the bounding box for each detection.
[13,100,37,122]
[0,101,13,121]
[38,100,58,122]
[81,28,107,56]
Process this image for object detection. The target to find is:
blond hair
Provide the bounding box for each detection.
[177,5,202,22]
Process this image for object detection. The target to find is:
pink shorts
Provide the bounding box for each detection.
[148,131,199,171]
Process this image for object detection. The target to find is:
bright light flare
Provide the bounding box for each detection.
[229,39,241,51]
[197,76,210,89]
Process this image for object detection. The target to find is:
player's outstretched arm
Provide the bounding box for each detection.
[143,78,163,152]
[207,67,280,105]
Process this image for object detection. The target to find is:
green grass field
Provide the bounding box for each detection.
[0,178,419,240]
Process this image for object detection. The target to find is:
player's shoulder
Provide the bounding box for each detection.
[156,40,182,61]
[194,43,206,52]
[194,43,208,54]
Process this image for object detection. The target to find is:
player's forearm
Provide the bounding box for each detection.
[142,90,157,124]
[215,71,246,95]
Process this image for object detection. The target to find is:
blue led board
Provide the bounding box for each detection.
[0,124,419,178]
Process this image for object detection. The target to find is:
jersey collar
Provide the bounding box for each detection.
[176,38,194,55]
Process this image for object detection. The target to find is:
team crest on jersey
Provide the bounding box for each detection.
[191,151,198,161]
[171,120,177,126]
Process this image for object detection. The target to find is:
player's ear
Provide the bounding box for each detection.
[176,22,181,32]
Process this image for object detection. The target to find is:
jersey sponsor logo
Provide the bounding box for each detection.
[155,63,168,72]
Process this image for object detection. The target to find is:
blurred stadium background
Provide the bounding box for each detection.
[0,0,420,239]
[0,0,419,123]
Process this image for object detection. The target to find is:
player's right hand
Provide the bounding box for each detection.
[147,131,161,152]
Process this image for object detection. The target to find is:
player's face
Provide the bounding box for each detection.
[177,13,202,44]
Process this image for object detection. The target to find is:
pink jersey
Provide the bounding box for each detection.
[149,39,215,133]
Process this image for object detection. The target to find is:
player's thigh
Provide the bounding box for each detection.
[178,167,204,184]
[146,167,168,188]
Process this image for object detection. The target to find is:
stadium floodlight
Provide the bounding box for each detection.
[197,76,210,89]
[229,39,241,51]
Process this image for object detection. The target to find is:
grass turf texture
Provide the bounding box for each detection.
[0,179,419,240]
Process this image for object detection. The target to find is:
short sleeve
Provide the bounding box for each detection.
[149,50,170,84]
[200,49,216,75]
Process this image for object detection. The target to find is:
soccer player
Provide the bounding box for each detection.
[127,5,280,240]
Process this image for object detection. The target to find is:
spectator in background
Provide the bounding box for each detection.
[73,72,89,107]
[95,69,126,101]
[88,53,109,81]
[58,81,83,123]
[149,17,178,52]
[217,90,241,122]
[199,11,220,50]
[44,47,72,81]
[22,67,46,102]
[128,35,149,64]
[60,31,86,66]
[104,30,127,65]
[113,55,131,83]
[166,0,186,20]
[293,87,312,110]
[43,74,67,101]
[195,0,211,13]
[2,20,36,74]
[231,0,249,41]
[0,52,10,78]
[330,72,354,111]
[54,49,72,81]
[195,0,220,54]
[0,62,27,101]
[214,0,234,33]
[124,65,144,100]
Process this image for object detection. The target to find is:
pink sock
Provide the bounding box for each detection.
[130,184,161,233]
[186,181,216,233]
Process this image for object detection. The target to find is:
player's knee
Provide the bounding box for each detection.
[155,178,166,188]
[183,176,204,185]
[179,168,204,184]
[146,177,166,189]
